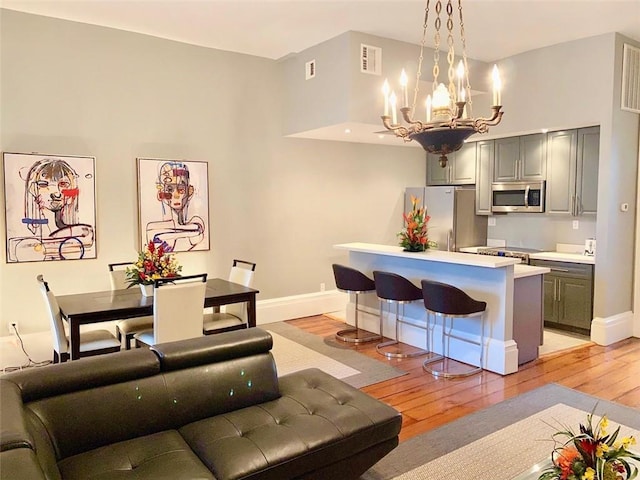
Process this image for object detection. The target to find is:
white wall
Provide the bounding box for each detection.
[0,10,424,334]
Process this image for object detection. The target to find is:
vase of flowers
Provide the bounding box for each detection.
[538,408,639,480]
[125,241,182,297]
[398,195,437,252]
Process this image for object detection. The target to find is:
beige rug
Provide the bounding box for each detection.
[391,403,640,480]
[267,330,360,379]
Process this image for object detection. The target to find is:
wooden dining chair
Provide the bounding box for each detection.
[37,275,121,363]
[108,262,154,349]
[134,274,208,347]
[203,259,256,335]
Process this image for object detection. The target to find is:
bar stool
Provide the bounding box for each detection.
[332,264,381,343]
[421,279,487,379]
[373,271,428,358]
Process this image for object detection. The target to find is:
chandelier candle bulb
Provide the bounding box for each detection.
[390,91,397,125]
[382,79,390,116]
[492,65,502,106]
[400,69,409,107]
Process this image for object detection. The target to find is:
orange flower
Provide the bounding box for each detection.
[556,446,580,480]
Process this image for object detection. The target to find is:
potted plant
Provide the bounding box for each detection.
[398,195,437,252]
[125,241,182,296]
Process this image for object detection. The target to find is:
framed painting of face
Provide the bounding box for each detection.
[136,158,210,253]
[3,152,97,263]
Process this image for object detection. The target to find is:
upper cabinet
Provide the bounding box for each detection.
[426,142,476,185]
[546,127,599,216]
[493,133,546,182]
[475,140,494,215]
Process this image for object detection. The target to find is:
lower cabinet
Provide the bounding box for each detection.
[530,259,594,335]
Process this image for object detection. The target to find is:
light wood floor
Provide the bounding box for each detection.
[287,315,640,443]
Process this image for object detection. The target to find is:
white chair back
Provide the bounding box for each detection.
[224,260,255,319]
[36,275,69,355]
[153,274,207,344]
[108,262,132,290]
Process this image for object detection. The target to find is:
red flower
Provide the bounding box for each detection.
[147,241,155,254]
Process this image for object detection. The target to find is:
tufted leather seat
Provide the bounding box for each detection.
[1,329,401,480]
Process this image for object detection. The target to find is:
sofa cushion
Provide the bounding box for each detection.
[0,380,33,451]
[0,448,47,480]
[179,368,402,480]
[5,348,160,403]
[57,430,215,480]
[151,328,274,371]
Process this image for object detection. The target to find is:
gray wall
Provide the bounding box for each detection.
[489,33,639,320]
[0,10,424,334]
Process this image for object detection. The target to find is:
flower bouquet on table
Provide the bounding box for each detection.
[398,195,437,252]
[125,241,182,289]
[538,407,639,480]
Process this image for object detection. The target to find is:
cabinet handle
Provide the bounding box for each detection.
[550,268,570,272]
[577,195,582,215]
[553,279,557,301]
[557,281,561,302]
[570,196,575,216]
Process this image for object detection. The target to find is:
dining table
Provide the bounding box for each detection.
[56,278,259,360]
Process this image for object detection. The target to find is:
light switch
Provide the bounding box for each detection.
[488,217,496,227]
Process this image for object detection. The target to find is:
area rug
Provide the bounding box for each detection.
[265,321,407,388]
[362,384,640,479]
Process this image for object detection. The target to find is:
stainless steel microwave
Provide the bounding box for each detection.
[491,181,545,213]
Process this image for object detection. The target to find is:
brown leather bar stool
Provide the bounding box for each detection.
[421,279,487,378]
[373,271,428,358]
[332,264,381,343]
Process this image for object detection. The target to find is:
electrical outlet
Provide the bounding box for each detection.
[320,283,326,292]
[8,322,19,336]
[572,220,579,230]
[488,217,496,227]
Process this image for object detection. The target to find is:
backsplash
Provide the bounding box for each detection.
[487,214,596,250]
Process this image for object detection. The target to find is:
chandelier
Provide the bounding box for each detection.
[380,0,504,167]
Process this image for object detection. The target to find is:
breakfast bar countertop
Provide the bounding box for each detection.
[334,242,521,269]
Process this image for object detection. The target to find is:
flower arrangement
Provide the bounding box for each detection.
[398,195,437,252]
[125,241,182,286]
[538,408,639,480]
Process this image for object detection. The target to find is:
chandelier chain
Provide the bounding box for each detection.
[446,0,456,101]
[457,0,473,117]
[412,0,431,113]
[432,1,442,89]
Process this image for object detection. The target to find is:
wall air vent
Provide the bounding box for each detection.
[621,43,640,114]
[305,59,316,80]
[361,44,382,75]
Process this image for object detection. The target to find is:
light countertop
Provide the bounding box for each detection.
[528,251,595,265]
[514,264,550,278]
[334,242,521,268]
[459,246,595,265]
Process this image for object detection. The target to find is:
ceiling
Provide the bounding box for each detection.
[1,0,639,62]
[2,0,639,147]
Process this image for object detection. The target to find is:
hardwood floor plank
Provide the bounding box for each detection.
[284,315,640,442]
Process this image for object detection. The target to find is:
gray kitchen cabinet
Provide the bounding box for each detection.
[426,142,476,185]
[475,140,494,215]
[530,259,594,335]
[493,133,546,182]
[546,126,599,215]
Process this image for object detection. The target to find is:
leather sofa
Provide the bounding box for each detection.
[0,328,402,480]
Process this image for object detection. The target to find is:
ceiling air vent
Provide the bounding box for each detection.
[361,44,381,75]
[305,59,316,80]
[621,43,640,114]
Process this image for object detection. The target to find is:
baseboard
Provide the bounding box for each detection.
[255,290,347,325]
[591,310,634,345]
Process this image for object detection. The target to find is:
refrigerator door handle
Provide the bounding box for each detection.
[447,229,453,252]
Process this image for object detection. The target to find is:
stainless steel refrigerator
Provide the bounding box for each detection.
[404,186,487,251]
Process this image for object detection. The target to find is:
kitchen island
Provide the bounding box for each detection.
[334,243,549,375]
